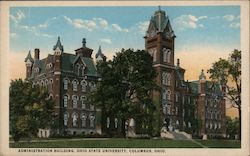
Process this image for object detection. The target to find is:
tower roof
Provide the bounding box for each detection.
[199,69,206,80]
[24,50,34,63]
[147,6,175,37]
[53,36,64,52]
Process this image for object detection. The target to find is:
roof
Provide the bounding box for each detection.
[95,46,105,58]
[188,80,223,96]
[53,37,64,52]
[24,51,34,63]
[31,52,98,77]
[149,7,174,34]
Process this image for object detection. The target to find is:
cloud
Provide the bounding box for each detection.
[223,15,235,21]
[93,18,108,28]
[229,22,240,28]
[100,38,112,44]
[38,17,57,29]
[10,10,25,24]
[173,15,205,31]
[111,24,129,32]
[10,33,18,38]
[64,16,97,31]
[135,21,149,34]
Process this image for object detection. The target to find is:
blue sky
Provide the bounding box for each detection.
[10,6,240,56]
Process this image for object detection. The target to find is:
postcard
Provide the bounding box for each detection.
[0,1,249,156]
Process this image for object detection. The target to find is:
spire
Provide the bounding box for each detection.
[199,69,206,80]
[53,36,64,52]
[82,38,86,47]
[24,50,34,63]
[95,46,106,62]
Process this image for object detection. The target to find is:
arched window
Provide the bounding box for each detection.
[72,95,78,109]
[80,96,87,109]
[81,113,87,127]
[49,78,53,91]
[89,114,95,128]
[64,112,69,126]
[72,112,78,127]
[162,72,171,86]
[81,80,87,92]
[163,48,171,63]
[72,80,78,91]
[106,117,110,128]
[63,95,68,107]
[64,79,69,90]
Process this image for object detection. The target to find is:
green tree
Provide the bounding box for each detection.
[91,49,157,137]
[9,79,54,142]
[208,49,241,139]
[226,117,239,139]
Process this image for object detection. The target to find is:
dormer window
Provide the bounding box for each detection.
[89,82,96,92]
[34,67,40,73]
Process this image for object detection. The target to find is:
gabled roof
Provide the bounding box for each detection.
[148,7,174,34]
[53,37,64,52]
[95,46,105,59]
[24,51,34,63]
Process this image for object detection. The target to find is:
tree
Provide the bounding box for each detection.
[208,49,241,139]
[226,117,239,139]
[90,49,157,137]
[9,79,54,142]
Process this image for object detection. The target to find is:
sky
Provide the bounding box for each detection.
[9,6,240,118]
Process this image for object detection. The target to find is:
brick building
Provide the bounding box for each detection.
[24,7,226,138]
[25,37,105,136]
[144,7,226,138]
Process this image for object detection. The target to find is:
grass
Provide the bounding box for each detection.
[9,138,241,148]
[195,139,241,148]
[10,139,201,148]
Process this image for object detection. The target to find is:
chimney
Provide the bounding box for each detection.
[34,48,40,60]
[177,58,180,67]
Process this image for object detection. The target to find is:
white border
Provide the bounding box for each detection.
[0,1,249,156]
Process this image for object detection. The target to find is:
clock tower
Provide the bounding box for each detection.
[145,7,176,135]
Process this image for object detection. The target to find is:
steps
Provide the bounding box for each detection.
[161,128,192,140]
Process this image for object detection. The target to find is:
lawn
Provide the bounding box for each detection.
[195,139,241,148]
[9,138,241,148]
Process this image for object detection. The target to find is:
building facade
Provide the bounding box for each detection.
[24,7,226,138]
[144,7,226,138]
[25,37,105,136]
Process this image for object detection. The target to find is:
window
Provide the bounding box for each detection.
[89,82,96,92]
[114,118,118,128]
[81,96,87,109]
[167,90,171,100]
[107,117,110,128]
[176,106,178,115]
[72,80,78,91]
[89,114,95,128]
[82,65,86,76]
[163,106,167,114]
[167,105,171,115]
[81,113,87,127]
[64,79,69,90]
[162,89,167,100]
[175,94,179,102]
[72,112,78,127]
[63,95,68,107]
[148,48,157,62]
[163,48,171,63]
[64,112,68,126]
[90,104,94,110]
[162,72,171,86]
[81,80,87,92]
[72,95,78,109]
